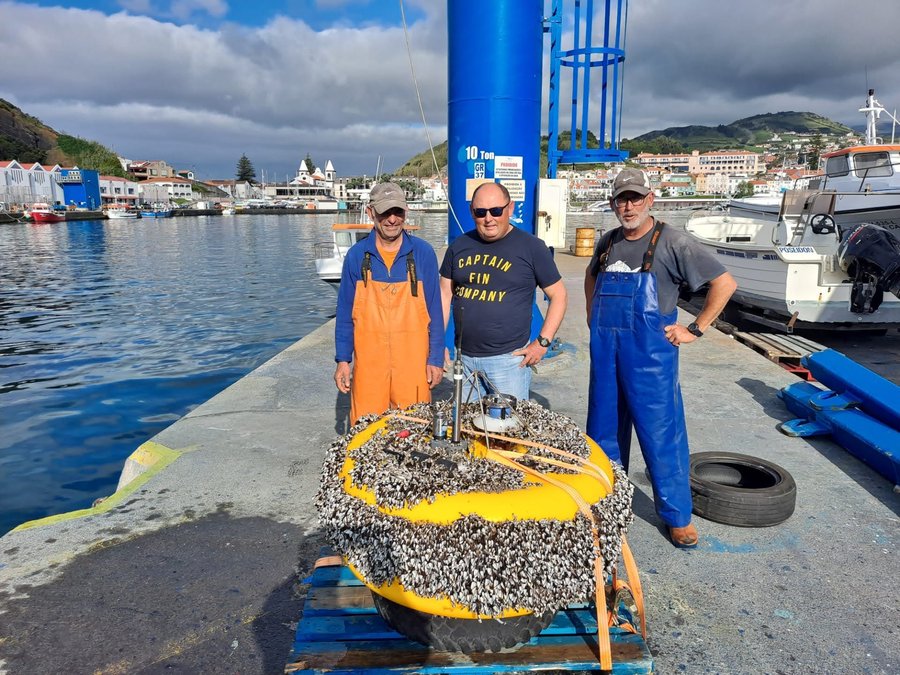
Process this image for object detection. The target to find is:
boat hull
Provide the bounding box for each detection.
[140,210,173,218]
[31,211,66,223]
[686,214,900,328]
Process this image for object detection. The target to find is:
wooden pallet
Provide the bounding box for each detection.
[732,332,826,379]
[286,560,654,674]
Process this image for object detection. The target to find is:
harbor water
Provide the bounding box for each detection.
[1,213,451,534]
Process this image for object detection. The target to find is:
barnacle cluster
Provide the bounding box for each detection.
[315,401,634,618]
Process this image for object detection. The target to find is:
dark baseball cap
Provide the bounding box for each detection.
[611,168,652,200]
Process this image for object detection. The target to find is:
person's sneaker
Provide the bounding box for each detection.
[668,523,699,549]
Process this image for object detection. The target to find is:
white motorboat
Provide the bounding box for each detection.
[728,89,900,232]
[314,223,419,285]
[105,203,139,219]
[726,193,783,218]
[686,189,900,331]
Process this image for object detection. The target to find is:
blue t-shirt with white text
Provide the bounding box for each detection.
[440,227,561,356]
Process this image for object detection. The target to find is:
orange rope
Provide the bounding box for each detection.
[389,411,644,667]
[313,555,343,569]
[620,536,647,638]
[484,448,613,671]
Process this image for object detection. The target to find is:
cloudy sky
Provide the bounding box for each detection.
[2,0,899,180]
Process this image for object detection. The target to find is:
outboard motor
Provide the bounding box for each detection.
[837,223,900,313]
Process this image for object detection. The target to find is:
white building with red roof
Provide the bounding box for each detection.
[140,176,194,201]
[0,160,64,206]
[99,175,141,204]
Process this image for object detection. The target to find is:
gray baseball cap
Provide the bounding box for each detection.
[368,182,407,214]
[611,168,652,200]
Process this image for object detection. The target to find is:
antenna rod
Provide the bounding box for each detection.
[451,303,464,443]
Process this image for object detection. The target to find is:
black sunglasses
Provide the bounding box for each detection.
[473,201,510,218]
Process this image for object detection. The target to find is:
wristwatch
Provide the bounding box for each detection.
[537,335,552,348]
[686,322,704,337]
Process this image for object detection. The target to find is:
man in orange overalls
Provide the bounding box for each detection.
[333,182,445,424]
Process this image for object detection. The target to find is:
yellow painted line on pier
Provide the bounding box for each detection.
[12,442,183,532]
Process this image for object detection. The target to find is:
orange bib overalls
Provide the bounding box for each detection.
[350,253,431,423]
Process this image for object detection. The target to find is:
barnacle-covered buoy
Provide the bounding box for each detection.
[315,399,634,652]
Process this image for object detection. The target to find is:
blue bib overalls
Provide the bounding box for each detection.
[585,228,693,528]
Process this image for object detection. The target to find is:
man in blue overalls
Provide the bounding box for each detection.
[584,169,737,548]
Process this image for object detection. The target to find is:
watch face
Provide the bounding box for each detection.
[538,337,550,347]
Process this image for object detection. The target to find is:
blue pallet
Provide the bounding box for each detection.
[286,561,654,674]
[779,381,900,486]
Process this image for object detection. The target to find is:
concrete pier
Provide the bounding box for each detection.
[1,252,896,674]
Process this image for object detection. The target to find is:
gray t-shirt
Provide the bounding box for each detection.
[589,220,727,314]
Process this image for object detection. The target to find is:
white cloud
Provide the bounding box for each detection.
[0,1,446,177]
[1,0,899,178]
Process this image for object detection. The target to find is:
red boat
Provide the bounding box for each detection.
[29,203,66,223]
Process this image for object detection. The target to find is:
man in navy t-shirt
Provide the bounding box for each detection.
[439,182,567,401]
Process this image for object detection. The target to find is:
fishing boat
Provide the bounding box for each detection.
[685,189,900,331]
[105,203,139,219]
[140,203,173,218]
[728,89,900,231]
[28,203,66,223]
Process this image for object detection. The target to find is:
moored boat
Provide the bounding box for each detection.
[29,203,66,223]
[728,89,900,231]
[105,203,139,219]
[140,203,173,218]
[314,223,420,284]
[686,189,900,331]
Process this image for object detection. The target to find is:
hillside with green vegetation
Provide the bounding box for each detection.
[393,130,603,177]
[394,142,448,177]
[631,111,853,151]
[56,135,126,177]
[0,98,64,164]
[393,111,854,176]
[0,98,125,176]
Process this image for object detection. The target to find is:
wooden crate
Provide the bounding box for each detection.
[286,560,654,674]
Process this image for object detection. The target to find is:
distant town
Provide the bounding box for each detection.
[0,125,869,215]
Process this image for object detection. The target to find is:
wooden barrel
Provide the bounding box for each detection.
[574,227,595,257]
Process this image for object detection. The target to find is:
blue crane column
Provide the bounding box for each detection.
[447,0,544,242]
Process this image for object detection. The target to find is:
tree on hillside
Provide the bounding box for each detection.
[807,134,825,170]
[621,135,687,155]
[391,177,424,198]
[236,154,256,182]
[304,152,317,173]
[734,181,754,199]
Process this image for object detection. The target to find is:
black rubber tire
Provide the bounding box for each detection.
[372,592,553,653]
[689,452,796,527]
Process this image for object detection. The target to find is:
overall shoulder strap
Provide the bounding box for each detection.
[361,251,371,286]
[406,253,418,297]
[591,227,620,276]
[640,219,666,272]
